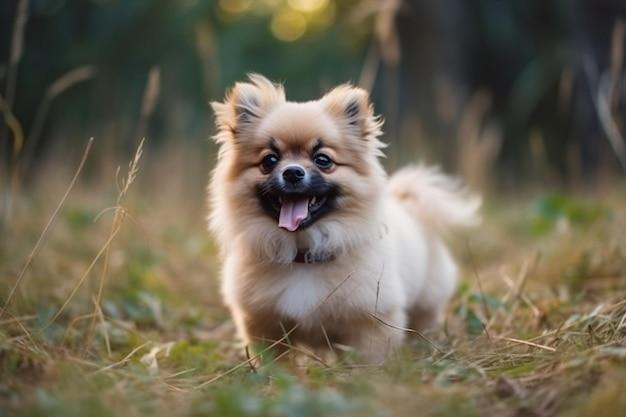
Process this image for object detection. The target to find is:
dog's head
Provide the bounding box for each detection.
[210,74,386,263]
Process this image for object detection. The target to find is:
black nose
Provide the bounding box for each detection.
[282,165,306,184]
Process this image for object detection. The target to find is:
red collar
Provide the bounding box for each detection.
[294,250,335,264]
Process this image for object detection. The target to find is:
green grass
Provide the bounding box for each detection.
[1,156,625,417]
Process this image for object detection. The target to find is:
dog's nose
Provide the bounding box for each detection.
[282,165,306,184]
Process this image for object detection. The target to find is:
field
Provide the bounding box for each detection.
[1,141,625,417]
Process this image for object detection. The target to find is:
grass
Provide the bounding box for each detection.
[1,145,625,417]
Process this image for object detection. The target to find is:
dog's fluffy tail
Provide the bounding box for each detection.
[388,165,481,233]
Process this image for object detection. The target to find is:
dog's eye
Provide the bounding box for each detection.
[260,153,280,173]
[313,153,334,170]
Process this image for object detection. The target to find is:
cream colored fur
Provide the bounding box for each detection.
[209,74,480,363]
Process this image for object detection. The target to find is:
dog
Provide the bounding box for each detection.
[208,74,480,363]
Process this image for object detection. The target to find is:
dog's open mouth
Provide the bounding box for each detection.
[260,192,334,232]
[276,195,328,231]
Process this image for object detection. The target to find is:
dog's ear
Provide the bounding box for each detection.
[211,74,285,141]
[322,85,380,140]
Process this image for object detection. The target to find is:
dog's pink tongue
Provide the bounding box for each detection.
[278,198,309,231]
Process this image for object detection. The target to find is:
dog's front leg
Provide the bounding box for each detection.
[347,309,407,365]
[234,307,298,362]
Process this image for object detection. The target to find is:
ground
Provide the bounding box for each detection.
[1,146,625,417]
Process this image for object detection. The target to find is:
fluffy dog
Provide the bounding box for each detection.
[209,74,480,363]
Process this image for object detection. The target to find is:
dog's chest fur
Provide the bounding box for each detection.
[229,252,402,327]
[274,267,328,319]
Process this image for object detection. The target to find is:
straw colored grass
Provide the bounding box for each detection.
[0,149,625,416]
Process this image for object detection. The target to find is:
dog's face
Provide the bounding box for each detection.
[210,75,386,262]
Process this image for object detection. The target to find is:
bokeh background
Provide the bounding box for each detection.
[2,2,626,416]
[2,0,626,200]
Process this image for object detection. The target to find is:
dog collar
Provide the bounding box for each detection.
[294,250,335,264]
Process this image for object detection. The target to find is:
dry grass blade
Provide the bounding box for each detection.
[86,138,145,349]
[367,312,446,354]
[358,42,380,92]
[45,223,122,327]
[351,0,401,66]
[92,297,111,356]
[311,272,356,311]
[0,92,25,230]
[62,313,96,342]
[0,27,28,227]
[244,345,257,373]
[256,336,330,368]
[497,336,557,352]
[0,138,93,320]
[137,66,161,139]
[597,75,626,170]
[193,326,300,389]
[592,21,626,171]
[2,309,47,357]
[0,314,36,326]
[91,342,151,375]
[21,66,96,173]
[114,138,145,201]
[457,91,501,189]
[142,68,161,116]
[0,0,29,232]
[0,93,24,159]
[320,323,335,354]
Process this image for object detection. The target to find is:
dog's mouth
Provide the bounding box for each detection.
[260,192,335,232]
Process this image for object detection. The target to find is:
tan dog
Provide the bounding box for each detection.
[209,74,480,363]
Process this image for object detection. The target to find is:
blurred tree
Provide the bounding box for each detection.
[0,0,625,188]
[0,0,368,174]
